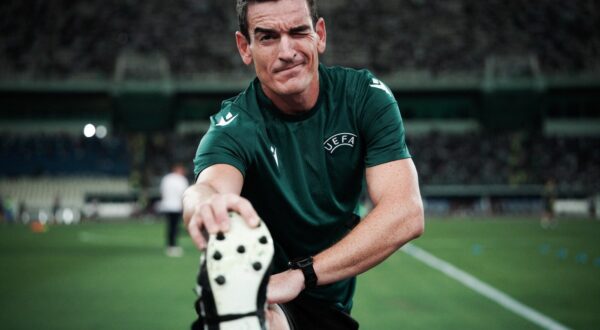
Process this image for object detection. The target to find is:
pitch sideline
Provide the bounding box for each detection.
[402,243,570,330]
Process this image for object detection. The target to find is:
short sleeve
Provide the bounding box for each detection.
[193,124,250,180]
[358,74,411,167]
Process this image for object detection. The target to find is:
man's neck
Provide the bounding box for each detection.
[261,77,320,116]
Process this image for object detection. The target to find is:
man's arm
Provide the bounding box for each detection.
[183,164,259,249]
[267,158,424,303]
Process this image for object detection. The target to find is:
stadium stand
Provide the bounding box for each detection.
[0,128,598,218]
[0,131,132,220]
[0,177,130,208]
[0,0,598,219]
[0,176,131,222]
[4,130,596,192]
[1,0,599,79]
[408,132,600,190]
[0,133,130,177]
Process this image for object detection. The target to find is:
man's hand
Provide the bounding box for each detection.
[183,164,259,250]
[267,269,305,304]
[186,191,260,250]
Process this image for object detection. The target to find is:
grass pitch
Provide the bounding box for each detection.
[0,217,598,329]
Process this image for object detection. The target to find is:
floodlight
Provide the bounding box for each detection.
[83,124,96,138]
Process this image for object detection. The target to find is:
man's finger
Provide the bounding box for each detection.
[236,197,260,227]
[199,204,219,234]
[187,217,206,250]
[212,195,230,232]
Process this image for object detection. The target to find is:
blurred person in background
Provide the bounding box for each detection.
[541,177,558,229]
[18,200,27,223]
[160,163,189,257]
[0,195,13,223]
[0,195,4,223]
[52,195,61,224]
[183,0,424,329]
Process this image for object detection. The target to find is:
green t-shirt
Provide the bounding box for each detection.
[194,64,410,312]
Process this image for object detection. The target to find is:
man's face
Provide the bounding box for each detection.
[236,0,326,98]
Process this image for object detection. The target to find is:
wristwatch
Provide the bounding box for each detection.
[288,256,318,289]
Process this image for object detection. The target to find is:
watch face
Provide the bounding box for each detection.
[290,256,313,269]
[297,257,313,268]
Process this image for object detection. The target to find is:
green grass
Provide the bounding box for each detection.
[0,217,599,329]
[0,221,200,329]
[404,217,600,330]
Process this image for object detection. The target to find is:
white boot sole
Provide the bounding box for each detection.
[204,212,274,329]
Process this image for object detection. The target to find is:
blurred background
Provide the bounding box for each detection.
[0,0,599,329]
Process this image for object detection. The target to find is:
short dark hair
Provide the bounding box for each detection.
[236,0,319,42]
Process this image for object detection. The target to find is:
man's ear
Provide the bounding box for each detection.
[236,31,253,65]
[315,18,326,54]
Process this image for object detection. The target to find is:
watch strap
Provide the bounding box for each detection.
[288,257,318,289]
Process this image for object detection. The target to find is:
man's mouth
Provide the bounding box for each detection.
[274,63,303,74]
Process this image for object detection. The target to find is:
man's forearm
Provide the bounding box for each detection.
[312,196,424,286]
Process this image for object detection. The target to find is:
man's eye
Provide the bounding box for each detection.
[260,35,275,41]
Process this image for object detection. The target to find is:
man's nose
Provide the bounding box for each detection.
[278,35,297,62]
